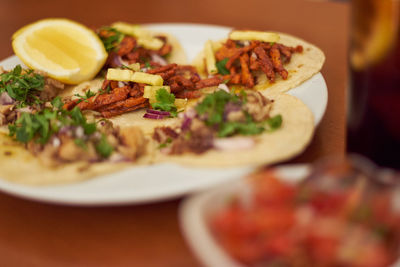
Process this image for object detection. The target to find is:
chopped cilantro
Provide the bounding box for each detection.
[265,115,282,131]
[196,90,239,126]
[95,134,113,158]
[98,27,124,52]
[144,61,152,69]
[9,104,96,145]
[74,89,96,104]
[51,96,64,110]
[158,137,172,149]
[216,58,230,75]
[218,121,264,137]
[0,65,45,107]
[98,85,111,95]
[74,138,87,150]
[152,88,178,117]
[195,90,282,138]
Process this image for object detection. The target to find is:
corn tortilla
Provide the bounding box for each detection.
[192,32,325,96]
[153,93,315,167]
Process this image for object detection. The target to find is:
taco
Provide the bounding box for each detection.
[151,88,314,167]
[0,94,151,185]
[192,30,325,96]
[99,22,187,68]
[0,65,65,128]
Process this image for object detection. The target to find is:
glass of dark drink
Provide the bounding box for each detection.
[347,0,400,169]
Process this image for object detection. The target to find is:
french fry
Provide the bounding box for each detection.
[106,68,133,82]
[111,22,145,37]
[229,31,280,43]
[204,40,218,75]
[132,72,163,85]
[127,63,140,71]
[137,37,164,50]
[112,22,164,50]
[143,86,171,103]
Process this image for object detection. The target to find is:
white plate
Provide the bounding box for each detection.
[179,164,310,267]
[0,23,327,205]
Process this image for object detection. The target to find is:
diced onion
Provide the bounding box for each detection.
[217,83,229,92]
[0,92,14,105]
[151,54,168,66]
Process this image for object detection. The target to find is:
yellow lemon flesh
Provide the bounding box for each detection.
[12,18,107,84]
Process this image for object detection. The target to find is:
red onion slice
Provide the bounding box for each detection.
[146,109,171,116]
[143,113,168,120]
[213,137,255,151]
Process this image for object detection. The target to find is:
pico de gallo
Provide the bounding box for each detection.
[210,158,400,266]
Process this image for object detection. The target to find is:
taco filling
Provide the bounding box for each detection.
[152,89,282,155]
[194,30,325,95]
[99,22,179,69]
[0,65,64,126]
[7,96,146,167]
[62,63,223,118]
[200,31,303,88]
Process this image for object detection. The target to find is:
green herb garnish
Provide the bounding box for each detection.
[95,134,113,158]
[98,27,124,52]
[265,115,282,131]
[195,90,282,137]
[9,102,96,145]
[0,65,45,107]
[74,89,96,104]
[215,58,230,75]
[152,88,178,117]
[74,138,87,150]
[98,85,111,95]
[158,137,172,149]
[196,90,239,126]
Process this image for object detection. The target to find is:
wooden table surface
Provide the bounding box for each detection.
[0,0,349,266]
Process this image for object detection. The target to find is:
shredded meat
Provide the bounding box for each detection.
[212,39,303,86]
[100,28,172,68]
[153,127,179,143]
[244,91,273,122]
[169,119,214,154]
[63,62,225,118]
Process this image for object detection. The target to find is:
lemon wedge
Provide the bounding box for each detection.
[12,18,107,84]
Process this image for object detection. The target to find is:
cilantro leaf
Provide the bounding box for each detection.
[51,96,64,110]
[95,134,113,158]
[151,88,178,117]
[74,138,87,150]
[98,27,124,52]
[218,121,264,137]
[265,115,282,131]
[216,58,230,75]
[74,89,96,104]
[196,90,238,126]
[0,65,45,107]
